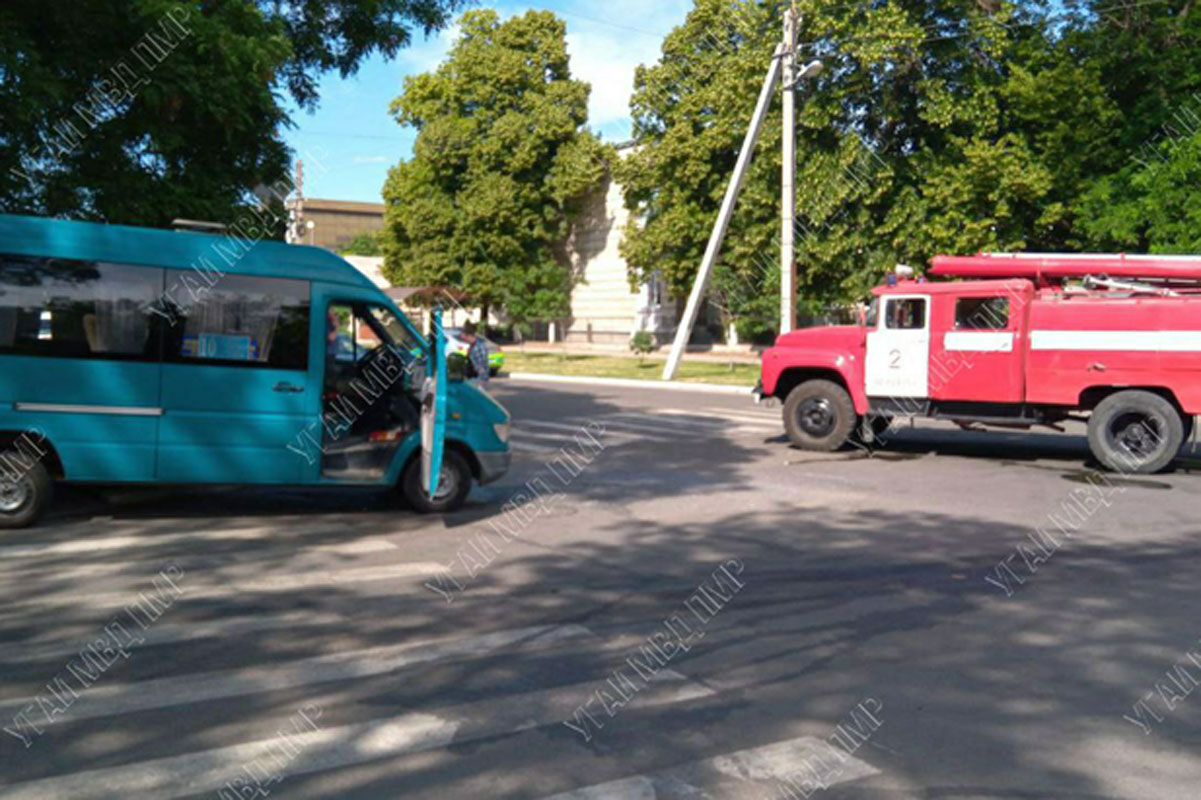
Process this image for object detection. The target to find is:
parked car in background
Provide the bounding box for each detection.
[444,327,505,376]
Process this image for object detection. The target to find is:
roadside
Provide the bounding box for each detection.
[504,341,763,364]
[500,351,759,387]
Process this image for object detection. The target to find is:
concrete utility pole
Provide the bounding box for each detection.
[780,5,799,336]
[662,45,784,381]
[663,9,822,381]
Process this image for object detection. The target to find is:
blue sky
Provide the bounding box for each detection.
[282,1,693,204]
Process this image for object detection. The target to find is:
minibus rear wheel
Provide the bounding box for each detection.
[0,458,52,529]
[401,450,473,514]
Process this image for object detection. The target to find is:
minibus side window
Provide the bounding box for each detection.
[0,255,160,361]
[162,273,310,369]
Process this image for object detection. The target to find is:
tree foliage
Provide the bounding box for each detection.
[382,10,609,323]
[341,230,386,256]
[0,0,466,227]
[620,0,1201,336]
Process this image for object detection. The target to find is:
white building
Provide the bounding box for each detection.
[307,150,684,346]
[560,159,677,346]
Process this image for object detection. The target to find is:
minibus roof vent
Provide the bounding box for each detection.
[171,219,228,234]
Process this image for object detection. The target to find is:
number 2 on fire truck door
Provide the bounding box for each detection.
[866,295,931,398]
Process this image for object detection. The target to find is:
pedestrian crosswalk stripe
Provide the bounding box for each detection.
[0,524,295,560]
[653,409,777,429]
[514,425,635,444]
[702,405,777,420]
[511,440,561,454]
[0,625,594,726]
[0,609,349,666]
[0,524,408,562]
[602,415,772,437]
[700,407,780,424]
[614,411,725,429]
[1,562,472,614]
[537,735,879,799]
[517,419,667,441]
[0,656,712,800]
[518,420,641,438]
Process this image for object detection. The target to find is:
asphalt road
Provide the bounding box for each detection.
[2,377,1201,799]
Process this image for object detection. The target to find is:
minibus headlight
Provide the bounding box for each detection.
[493,423,510,443]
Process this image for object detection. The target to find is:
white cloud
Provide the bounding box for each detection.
[353,155,390,164]
[559,1,692,139]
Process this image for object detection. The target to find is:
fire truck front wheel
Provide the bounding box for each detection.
[783,380,857,451]
[1087,390,1186,474]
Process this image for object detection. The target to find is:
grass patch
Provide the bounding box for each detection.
[502,352,759,386]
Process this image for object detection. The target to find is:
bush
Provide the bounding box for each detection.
[630,331,655,359]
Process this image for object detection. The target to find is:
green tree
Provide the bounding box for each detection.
[619,0,1195,335]
[0,0,466,227]
[341,230,385,256]
[619,0,1042,335]
[1064,0,1201,251]
[1075,132,1201,253]
[382,9,609,324]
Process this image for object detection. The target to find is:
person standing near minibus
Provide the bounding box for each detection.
[461,320,490,388]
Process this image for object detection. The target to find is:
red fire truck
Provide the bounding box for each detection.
[757,253,1201,474]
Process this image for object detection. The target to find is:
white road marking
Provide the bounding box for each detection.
[0,525,286,559]
[511,440,561,454]
[701,406,778,421]
[653,409,776,429]
[0,658,712,800]
[0,625,593,722]
[0,526,401,561]
[602,415,774,437]
[514,425,635,444]
[519,419,641,437]
[541,777,656,800]
[2,562,461,613]
[312,538,397,555]
[0,610,349,666]
[539,735,879,799]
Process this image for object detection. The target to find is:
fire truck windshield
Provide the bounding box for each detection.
[864,298,879,328]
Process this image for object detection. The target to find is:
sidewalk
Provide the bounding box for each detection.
[504,341,763,365]
[506,373,755,395]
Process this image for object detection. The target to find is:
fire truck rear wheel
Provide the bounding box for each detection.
[1087,390,1186,474]
[783,380,857,451]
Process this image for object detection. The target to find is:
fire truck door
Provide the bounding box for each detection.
[866,295,931,398]
[930,292,1025,403]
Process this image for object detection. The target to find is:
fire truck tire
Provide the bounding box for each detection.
[783,380,857,451]
[1087,391,1186,474]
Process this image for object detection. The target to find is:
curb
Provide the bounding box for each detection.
[505,373,755,395]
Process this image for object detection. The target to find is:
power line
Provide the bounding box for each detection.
[290,129,412,143]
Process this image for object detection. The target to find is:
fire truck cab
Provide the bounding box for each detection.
[758,253,1201,474]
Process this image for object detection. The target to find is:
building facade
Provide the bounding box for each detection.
[285,198,386,252]
[289,173,679,346]
[560,166,677,346]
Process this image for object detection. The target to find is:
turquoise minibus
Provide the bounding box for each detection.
[0,213,511,528]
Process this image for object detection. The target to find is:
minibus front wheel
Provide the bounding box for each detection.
[401,450,473,514]
[0,458,52,529]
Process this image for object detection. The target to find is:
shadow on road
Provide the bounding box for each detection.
[1,384,1198,798]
